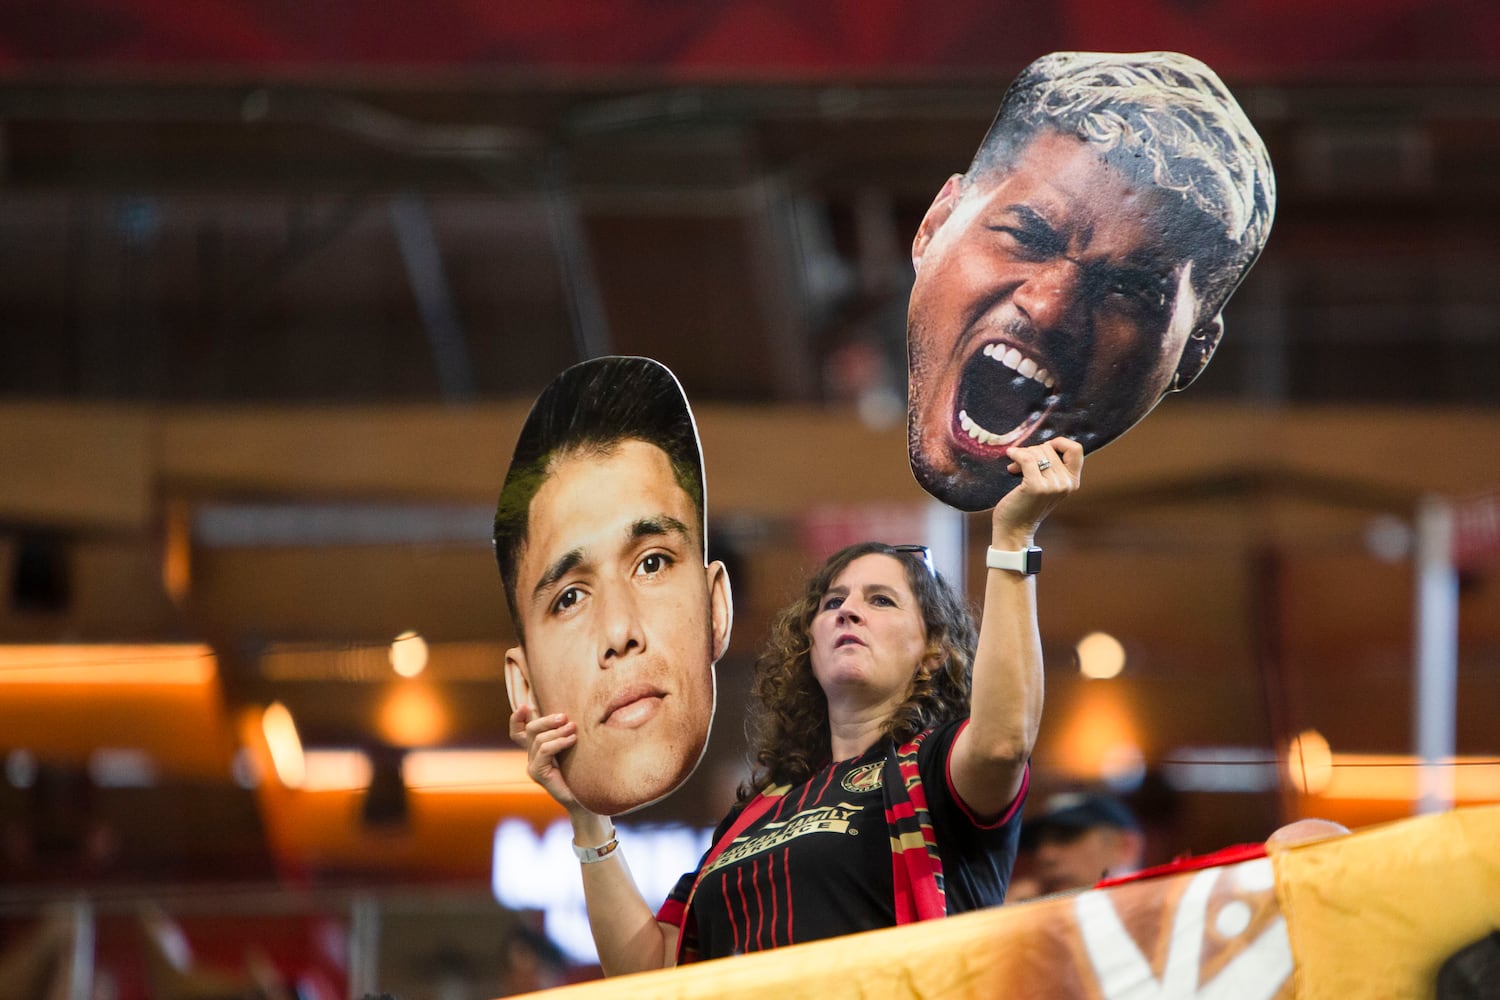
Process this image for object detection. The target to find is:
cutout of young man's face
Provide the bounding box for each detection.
[500,370,731,816]
[906,53,1271,512]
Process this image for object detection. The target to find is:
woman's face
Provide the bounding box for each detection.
[809,553,931,709]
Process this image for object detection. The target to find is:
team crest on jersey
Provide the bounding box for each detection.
[842,761,884,793]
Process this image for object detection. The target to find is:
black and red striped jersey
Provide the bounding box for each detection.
[660,718,1026,960]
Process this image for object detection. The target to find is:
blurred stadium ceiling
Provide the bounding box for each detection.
[1,1,1499,885]
[1,0,1499,408]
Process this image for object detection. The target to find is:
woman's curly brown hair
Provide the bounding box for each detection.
[738,542,978,802]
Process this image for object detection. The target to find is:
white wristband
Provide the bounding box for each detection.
[572,828,620,864]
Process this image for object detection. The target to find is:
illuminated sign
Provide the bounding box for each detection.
[492,819,712,964]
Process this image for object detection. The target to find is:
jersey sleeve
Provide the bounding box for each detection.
[919,717,1029,830]
[916,717,1028,911]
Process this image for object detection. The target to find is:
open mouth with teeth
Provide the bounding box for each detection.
[950,341,1059,457]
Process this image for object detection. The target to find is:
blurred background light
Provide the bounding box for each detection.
[1364,514,1414,563]
[378,683,448,747]
[1054,684,1143,782]
[404,750,532,793]
[1287,729,1334,795]
[262,701,306,789]
[6,748,38,788]
[1100,742,1147,793]
[304,750,374,792]
[1076,631,1126,679]
[388,629,429,677]
[88,748,159,788]
[0,645,216,685]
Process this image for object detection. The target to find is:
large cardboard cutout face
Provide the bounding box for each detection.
[907,51,1276,511]
[494,357,731,816]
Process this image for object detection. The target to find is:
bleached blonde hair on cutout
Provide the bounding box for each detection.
[970,50,1276,318]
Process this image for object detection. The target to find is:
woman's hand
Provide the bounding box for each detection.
[511,705,666,976]
[510,704,584,813]
[994,437,1084,546]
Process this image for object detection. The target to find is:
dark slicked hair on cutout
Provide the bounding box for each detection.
[493,356,706,640]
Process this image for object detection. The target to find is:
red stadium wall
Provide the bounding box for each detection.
[2,0,1497,80]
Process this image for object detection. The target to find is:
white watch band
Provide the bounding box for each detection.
[572,829,620,864]
[986,545,1043,575]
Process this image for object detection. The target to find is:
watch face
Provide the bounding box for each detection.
[1024,547,1043,575]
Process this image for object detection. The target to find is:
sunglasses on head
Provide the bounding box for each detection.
[890,543,936,577]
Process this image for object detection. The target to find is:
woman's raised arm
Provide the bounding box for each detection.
[949,437,1083,818]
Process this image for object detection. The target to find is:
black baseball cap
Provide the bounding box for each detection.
[1020,791,1139,849]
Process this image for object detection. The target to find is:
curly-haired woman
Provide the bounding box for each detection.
[510,437,1082,972]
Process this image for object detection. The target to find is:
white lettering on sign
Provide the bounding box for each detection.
[492,819,712,964]
[1075,859,1292,1000]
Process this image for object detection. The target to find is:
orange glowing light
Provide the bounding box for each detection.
[1287,730,1334,795]
[0,645,216,685]
[1305,754,1500,802]
[262,702,306,789]
[378,683,448,747]
[288,749,540,795]
[302,750,373,792]
[403,750,532,793]
[1053,684,1143,781]
[162,501,193,606]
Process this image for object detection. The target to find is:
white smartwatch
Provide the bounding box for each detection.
[986,545,1042,575]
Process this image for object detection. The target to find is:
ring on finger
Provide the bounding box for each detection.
[1037,458,1052,472]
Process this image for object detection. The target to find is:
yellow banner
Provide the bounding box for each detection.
[505,803,1500,1000]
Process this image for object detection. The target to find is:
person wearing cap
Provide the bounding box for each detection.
[1019,790,1145,897]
